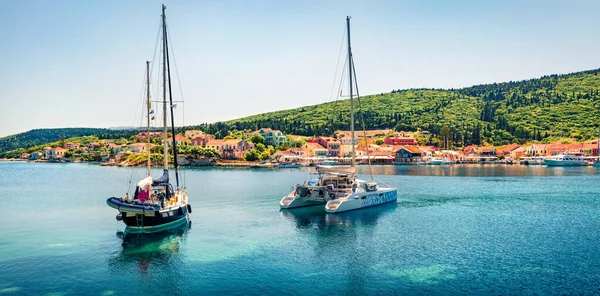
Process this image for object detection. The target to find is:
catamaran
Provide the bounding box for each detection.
[324,16,397,213]
[106,5,191,232]
[280,165,359,209]
[280,17,398,211]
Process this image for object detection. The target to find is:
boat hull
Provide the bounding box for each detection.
[107,197,191,233]
[278,164,302,168]
[123,213,190,233]
[325,188,397,213]
[280,196,327,209]
[544,160,588,166]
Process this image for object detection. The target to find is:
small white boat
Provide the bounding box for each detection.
[544,154,588,166]
[250,160,279,168]
[519,156,545,165]
[278,162,302,168]
[429,157,451,165]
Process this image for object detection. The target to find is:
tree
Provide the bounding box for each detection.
[250,133,264,145]
[59,136,65,148]
[64,150,74,158]
[245,149,260,161]
[255,143,266,153]
[151,145,163,153]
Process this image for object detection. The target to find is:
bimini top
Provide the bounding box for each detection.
[152,170,170,186]
[316,165,356,175]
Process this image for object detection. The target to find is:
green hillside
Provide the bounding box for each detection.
[0,128,137,154]
[3,68,600,155]
[193,68,600,146]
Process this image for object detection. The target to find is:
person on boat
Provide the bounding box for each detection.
[137,187,149,203]
[124,193,129,201]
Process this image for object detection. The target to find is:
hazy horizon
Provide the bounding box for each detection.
[2,0,600,137]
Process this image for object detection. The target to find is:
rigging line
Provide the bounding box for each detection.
[351,56,375,182]
[166,28,186,103]
[336,55,348,101]
[167,27,187,186]
[329,24,347,101]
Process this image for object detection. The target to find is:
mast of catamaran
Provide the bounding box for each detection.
[347,16,375,182]
[347,16,356,168]
[146,61,151,176]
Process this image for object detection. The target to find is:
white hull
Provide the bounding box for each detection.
[278,164,302,168]
[280,195,328,209]
[545,160,588,166]
[325,187,397,213]
[429,158,451,165]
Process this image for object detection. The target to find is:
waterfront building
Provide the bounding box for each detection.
[394,146,424,163]
[127,143,154,153]
[190,133,213,147]
[384,136,418,146]
[258,128,289,147]
[136,132,163,142]
[47,147,67,159]
[308,137,342,157]
[221,139,254,159]
[167,134,191,147]
[64,142,80,150]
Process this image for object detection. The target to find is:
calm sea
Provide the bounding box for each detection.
[0,162,599,295]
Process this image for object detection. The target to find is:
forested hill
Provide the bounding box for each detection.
[3,69,600,153]
[193,68,600,146]
[0,128,137,153]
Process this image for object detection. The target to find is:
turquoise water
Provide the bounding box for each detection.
[0,162,599,295]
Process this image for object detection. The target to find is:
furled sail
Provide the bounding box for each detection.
[317,165,356,174]
[152,170,169,186]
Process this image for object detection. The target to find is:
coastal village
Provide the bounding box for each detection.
[12,127,600,166]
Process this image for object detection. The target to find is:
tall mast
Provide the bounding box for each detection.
[146,61,151,176]
[348,18,375,182]
[161,4,169,170]
[347,16,355,167]
[163,5,180,188]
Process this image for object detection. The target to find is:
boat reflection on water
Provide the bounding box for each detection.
[280,202,397,230]
[110,221,191,280]
[116,221,190,258]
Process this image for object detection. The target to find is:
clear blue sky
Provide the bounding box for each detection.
[2,0,599,137]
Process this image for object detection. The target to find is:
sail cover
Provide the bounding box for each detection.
[152,170,169,186]
[317,165,356,174]
[137,176,153,189]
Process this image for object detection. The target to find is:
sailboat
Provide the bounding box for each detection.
[324,16,397,213]
[106,5,191,232]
